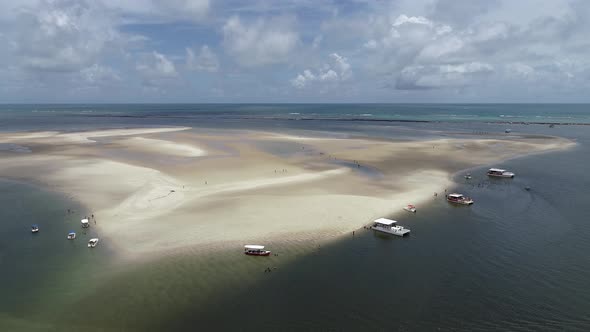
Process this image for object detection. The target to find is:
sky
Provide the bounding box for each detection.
[0,0,589,103]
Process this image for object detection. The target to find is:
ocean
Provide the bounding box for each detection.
[1,104,589,331]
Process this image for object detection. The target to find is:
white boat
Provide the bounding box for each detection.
[81,218,90,228]
[67,231,76,240]
[244,245,271,256]
[446,193,474,205]
[88,238,99,248]
[487,168,515,178]
[370,218,410,237]
[31,224,39,233]
[403,204,416,213]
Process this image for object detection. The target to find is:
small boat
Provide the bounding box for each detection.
[446,193,474,205]
[505,129,512,133]
[81,218,90,228]
[31,224,39,233]
[88,238,99,248]
[67,231,76,240]
[464,173,472,180]
[487,168,515,178]
[244,245,271,256]
[403,204,416,213]
[370,218,410,236]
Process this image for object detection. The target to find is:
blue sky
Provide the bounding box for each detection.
[0,0,589,103]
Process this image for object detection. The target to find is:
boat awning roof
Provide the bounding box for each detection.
[245,245,265,249]
[374,218,397,225]
[448,193,464,198]
[81,219,89,224]
[489,168,506,172]
[89,238,98,242]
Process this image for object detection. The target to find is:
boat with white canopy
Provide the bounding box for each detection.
[487,168,515,178]
[67,231,76,240]
[244,245,271,256]
[81,218,90,228]
[446,193,474,205]
[370,218,410,237]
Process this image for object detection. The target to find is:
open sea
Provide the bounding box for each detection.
[1,104,589,331]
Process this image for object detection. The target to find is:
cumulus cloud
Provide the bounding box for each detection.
[186,45,219,72]
[98,0,210,22]
[396,62,494,89]
[430,0,501,25]
[10,0,119,72]
[79,64,121,85]
[1,0,590,102]
[222,15,299,67]
[291,53,352,89]
[136,51,178,86]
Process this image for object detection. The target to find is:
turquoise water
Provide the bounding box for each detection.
[1,105,590,331]
[0,104,589,133]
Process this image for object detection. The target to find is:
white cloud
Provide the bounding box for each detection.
[222,15,299,67]
[291,53,352,89]
[393,15,433,27]
[98,0,209,22]
[79,64,121,85]
[1,0,590,102]
[10,0,119,72]
[136,51,178,86]
[186,45,219,72]
[396,62,494,89]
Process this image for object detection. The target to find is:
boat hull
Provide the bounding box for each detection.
[370,226,410,237]
[447,199,474,205]
[487,173,514,178]
[244,251,271,256]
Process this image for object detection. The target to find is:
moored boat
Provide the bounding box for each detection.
[403,204,416,213]
[446,193,474,205]
[31,224,39,233]
[244,245,271,256]
[81,218,90,228]
[370,218,410,237]
[67,231,76,240]
[88,238,99,248]
[487,168,515,178]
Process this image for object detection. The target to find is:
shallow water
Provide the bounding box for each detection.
[1,105,590,331]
